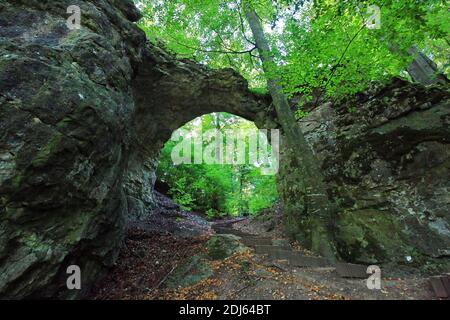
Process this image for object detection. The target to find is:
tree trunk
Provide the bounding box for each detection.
[243,4,337,261]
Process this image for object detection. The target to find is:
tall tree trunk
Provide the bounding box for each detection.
[214,113,223,164]
[243,4,337,261]
[238,166,244,216]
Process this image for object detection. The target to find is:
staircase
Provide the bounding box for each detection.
[212,223,369,278]
[213,222,446,299]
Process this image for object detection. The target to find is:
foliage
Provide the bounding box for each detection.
[169,177,195,210]
[157,113,279,217]
[136,0,449,105]
[279,0,449,102]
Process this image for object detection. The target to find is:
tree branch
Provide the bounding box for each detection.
[323,24,366,92]
[236,1,256,46]
[314,23,366,108]
[167,34,257,55]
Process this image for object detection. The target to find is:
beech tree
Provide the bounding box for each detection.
[243,1,336,259]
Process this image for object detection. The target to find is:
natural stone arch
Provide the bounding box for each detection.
[132,47,277,146]
[153,110,276,210]
[124,47,279,220]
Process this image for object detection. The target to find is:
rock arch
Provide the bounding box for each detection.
[125,46,278,220]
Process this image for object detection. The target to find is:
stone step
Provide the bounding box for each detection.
[213,228,248,238]
[430,275,450,299]
[241,238,273,247]
[335,262,368,278]
[212,218,247,227]
[253,245,392,277]
[271,239,291,249]
[288,254,330,268]
[254,245,294,260]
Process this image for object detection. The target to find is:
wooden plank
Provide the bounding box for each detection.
[430,276,448,299]
[336,262,368,278]
[242,238,273,247]
[439,276,450,297]
[254,245,287,257]
[271,239,291,249]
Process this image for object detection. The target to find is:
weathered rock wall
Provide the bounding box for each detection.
[280,78,450,270]
[0,0,273,298]
[0,0,148,298]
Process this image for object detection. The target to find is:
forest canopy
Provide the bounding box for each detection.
[136,0,449,107]
[157,113,279,217]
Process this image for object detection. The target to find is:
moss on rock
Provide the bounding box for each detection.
[335,209,412,264]
[206,234,244,260]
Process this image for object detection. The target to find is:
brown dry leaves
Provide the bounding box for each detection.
[152,278,223,300]
[90,228,208,300]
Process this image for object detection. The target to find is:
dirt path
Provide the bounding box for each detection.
[90,197,436,300]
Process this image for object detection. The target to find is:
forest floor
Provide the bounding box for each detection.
[90,194,436,300]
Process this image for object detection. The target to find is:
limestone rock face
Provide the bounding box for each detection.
[0,0,145,298]
[282,78,450,268]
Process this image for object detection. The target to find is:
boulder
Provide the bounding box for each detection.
[206,234,245,260]
[280,78,450,269]
[0,0,145,299]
